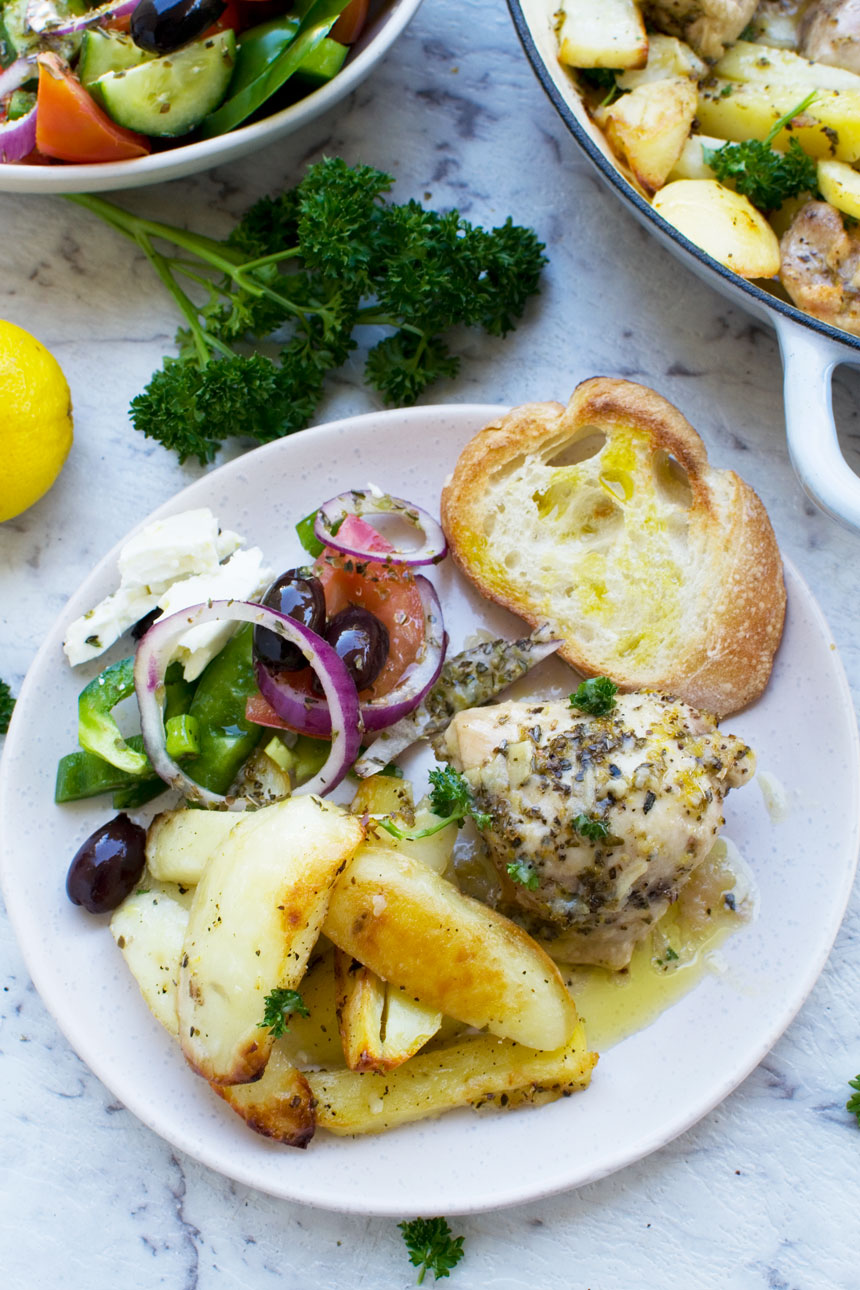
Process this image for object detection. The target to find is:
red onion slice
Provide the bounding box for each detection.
[256,575,447,738]
[134,600,361,807]
[29,0,137,35]
[314,490,448,566]
[0,58,35,98]
[0,105,37,164]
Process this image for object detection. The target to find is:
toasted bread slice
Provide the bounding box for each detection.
[440,378,785,716]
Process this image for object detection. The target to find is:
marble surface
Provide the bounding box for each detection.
[2,0,860,1284]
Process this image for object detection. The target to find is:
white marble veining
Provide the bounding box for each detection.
[2,0,860,1284]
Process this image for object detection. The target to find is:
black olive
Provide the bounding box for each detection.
[254,569,327,672]
[322,607,389,691]
[130,606,160,640]
[66,814,147,915]
[130,0,226,55]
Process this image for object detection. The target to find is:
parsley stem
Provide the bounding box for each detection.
[764,89,817,146]
[237,247,301,275]
[139,238,232,367]
[376,814,456,842]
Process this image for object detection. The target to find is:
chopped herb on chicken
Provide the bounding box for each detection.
[569,676,618,716]
[506,858,539,890]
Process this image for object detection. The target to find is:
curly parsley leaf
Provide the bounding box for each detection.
[0,679,14,734]
[399,1217,465,1284]
[427,766,492,829]
[378,766,491,842]
[258,988,309,1039]
[577,67,623,107]
[573,813,610,843]
[506,858,539,890]
[848,1075,860,1126]
[68,159,546,466]
[569,676,618,716]
[704,91,818,211]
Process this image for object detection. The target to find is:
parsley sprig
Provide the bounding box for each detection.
[258,987,309,1039]
[0,679,14,735]
[848,1075,860,1126]
[399,1217,465,1283]
[67,159,546,465]
[506,858,539,890]
[704,91,818,211]
[569,676,617,716]
[573,813,611,843]
[378,766,491,842]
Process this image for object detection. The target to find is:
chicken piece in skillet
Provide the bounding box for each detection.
[445,692,754,969]
[640,0,759,59]
[779,200,860,334]
[799,0,860,75]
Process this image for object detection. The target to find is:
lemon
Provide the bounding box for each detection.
[0,320,73,522]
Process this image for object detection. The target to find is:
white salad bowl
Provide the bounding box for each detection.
[0,0,424,195]
[508,0,860,535]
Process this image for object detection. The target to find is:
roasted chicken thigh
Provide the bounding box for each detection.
[445,692,754,969]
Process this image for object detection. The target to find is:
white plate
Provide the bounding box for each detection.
[1,404,858,1216]
[0,0,423,194]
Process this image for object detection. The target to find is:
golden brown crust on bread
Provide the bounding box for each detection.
[441,378,785,717]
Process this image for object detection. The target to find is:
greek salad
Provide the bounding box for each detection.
[58,494,559,913]
[0,0,367,164]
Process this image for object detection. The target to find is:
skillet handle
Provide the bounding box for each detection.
[775,316,860,533]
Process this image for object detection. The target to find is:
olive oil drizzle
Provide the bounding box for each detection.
[564,838,756,1051]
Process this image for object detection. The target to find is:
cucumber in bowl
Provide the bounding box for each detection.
[0,0,367,166]
[91,30,236,137]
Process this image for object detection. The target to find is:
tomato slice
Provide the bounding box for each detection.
[36,54,150,163]
[332,0,368,43]
[314,547,425,701]
[246,515,425,728]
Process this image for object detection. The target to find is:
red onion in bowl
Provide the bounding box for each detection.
[0,106,37,164]
[314,490,448,566]
[256,575,446,738]
[134,599,361,807]
[27,0,137,35]
[0,58,35,98]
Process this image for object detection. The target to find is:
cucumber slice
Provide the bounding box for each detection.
[93,29,236,138]
[79,29,152,94]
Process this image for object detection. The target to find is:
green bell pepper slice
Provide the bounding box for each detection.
[184,623,263,795]
[200,0,349,138]
[78,656,148,775]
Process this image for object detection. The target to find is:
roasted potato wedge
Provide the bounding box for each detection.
[146,808,237,885]
[111,877,194,1036]
[334,947,441,1072]
[697,82,860,163]
[616,33,706,91]
[713,39,860,94]
[212,1045,316,1147]
[598,76,698,195]
[557,0,647,71]
[366,807,458,875]
[308,1022,597,1135]
[817,158,860,219]
[350,774,414,819]
[323,844,578,1050]
[334,949,386,1071]
[652,179,781,277]
[178,795,364,1085]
